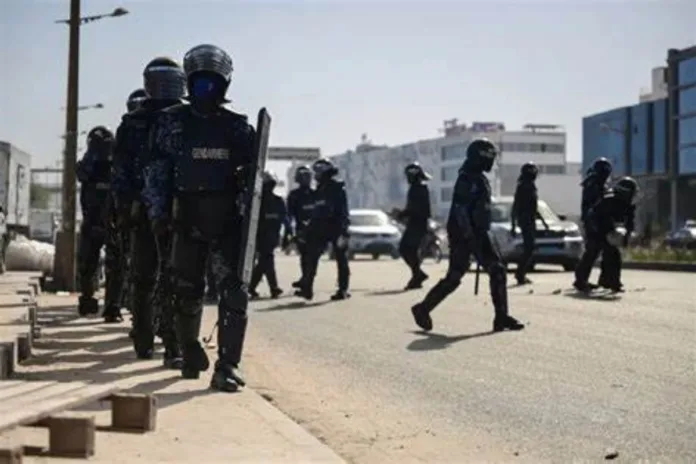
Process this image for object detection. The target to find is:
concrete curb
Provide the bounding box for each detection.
[621,261,696,272]
[244,388,347,463]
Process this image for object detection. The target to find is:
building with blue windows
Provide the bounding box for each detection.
[582,44,696,233]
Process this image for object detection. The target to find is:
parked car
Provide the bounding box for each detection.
[663,220,696,249]
[331,209,402,260]
[489,197,584,271]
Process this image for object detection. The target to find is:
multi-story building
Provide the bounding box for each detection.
[582,43,696,233]
[330,121,581,222]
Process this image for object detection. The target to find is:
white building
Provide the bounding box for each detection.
[638,66,668,103]
[329,120,582,222]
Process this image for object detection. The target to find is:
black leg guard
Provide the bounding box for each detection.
[419,274,461,313]
[488,262,508,316]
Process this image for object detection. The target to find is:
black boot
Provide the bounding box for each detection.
[163,344,184,369]
[294,286,313,301]
[330,290,351,301]
[103,305,123,323]
[493,315,525,332]
[270,288,283,299]
[181,341,210,379]
[78,296,99,316]
[405,270,429,290]
[133,332,155,360]
[210,362,246,392]
[411,303,433,332]
[248,289,260,300]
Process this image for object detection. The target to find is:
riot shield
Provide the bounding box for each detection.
[238,108,271,288]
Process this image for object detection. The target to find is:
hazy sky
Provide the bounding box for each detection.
[1,0,694,176]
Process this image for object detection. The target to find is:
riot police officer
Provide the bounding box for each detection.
[411,139,525,333]
[119,87,149,312]
[574,177,638,293]
[127,89,148,113]
[510,162,549,285]
[76,126,123,322]
[249,171,291,299]
[112,58,186,366]
[580,157,613,288]
[287,165,315,288]
[295,158,351,301]
[397,162,431,290]
[144,44,256,392]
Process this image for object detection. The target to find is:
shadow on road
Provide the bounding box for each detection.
[366,288,411,296]
[255,300,329,312]
[406,330,497,351]
[562,290,622,302]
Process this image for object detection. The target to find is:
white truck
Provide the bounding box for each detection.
[0,141,31,236]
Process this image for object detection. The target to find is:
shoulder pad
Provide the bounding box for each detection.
[333,178,345,187]
[161,103,189,115]
[228,108,250,122]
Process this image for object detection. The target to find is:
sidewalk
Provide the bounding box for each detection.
[0,291,345,463]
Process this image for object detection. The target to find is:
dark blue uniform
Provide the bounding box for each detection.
[575,191,635,291]
[398,181,431,287]
[113,99,181,362]
[76,142,122,319]
[411,147,524,333]
[577,173,612,288]
[299,177,350,299]
[287,185,316,283]
[144,103,255,379]
[249,189,290,297]
[511,178,548,284]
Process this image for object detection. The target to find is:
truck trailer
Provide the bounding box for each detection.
[0,141,32,236]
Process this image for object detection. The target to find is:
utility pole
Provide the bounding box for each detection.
[52,3,128,291]
[53,0,81,291]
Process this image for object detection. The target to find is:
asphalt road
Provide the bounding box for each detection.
[233,255,695,463]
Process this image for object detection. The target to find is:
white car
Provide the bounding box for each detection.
[489,197,584,271]
[342,209,402,260]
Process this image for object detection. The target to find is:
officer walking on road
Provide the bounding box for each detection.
[145,44,257,392]
[510,162,549,285]
[411,139,525,333]
[295,158,351,301]
[397,162,432,290]
[579,157,613,289]
[112,58,186,366]
[287,165,316,289]
[574,177,638,293]
[76,126,123,322]
[249,171,291,299]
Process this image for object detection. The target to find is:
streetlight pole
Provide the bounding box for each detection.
[53,0,81,292]
[52,1,129,291]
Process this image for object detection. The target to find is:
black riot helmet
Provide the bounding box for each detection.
[613,176,639,204]
[86,125,114,148]
[404,162,431,184]
[262,170,278,190]
[464,138,499,173]
[312,158,338,182]
[591,157,613,181]
[143,57,186,101]
[183,44,233,112]
[126,88,147,112]
[519,162,539,181]
[294,165,312,187]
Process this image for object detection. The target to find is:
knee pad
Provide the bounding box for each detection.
[489,262,507,283]
[221,286,248,315]
[441,271,463,292]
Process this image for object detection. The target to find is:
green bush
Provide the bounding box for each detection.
[624,246,696,263]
